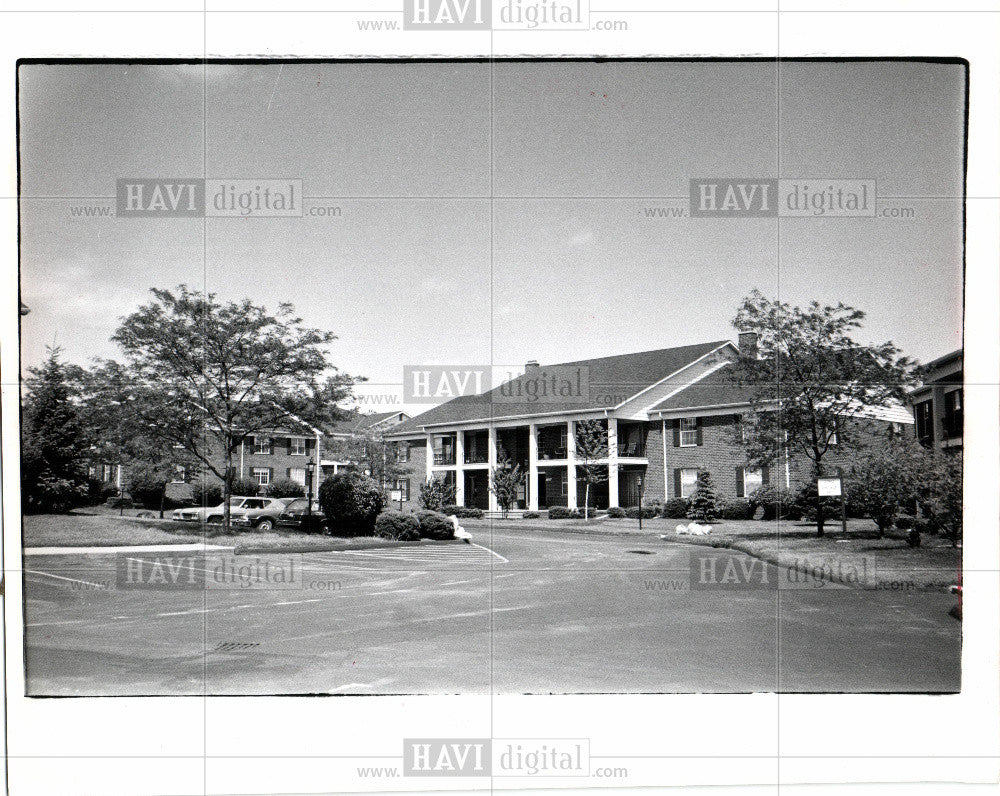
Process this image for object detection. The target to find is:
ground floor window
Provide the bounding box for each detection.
[287,467,306,486]
[252,467,271,486]
[679,468,699,498]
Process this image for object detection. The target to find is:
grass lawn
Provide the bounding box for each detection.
[21,511,393,553]
[464,515,961,591]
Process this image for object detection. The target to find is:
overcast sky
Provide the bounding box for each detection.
[18,60,965,413]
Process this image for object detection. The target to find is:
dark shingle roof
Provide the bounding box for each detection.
[387,340,732,435]
[329,411,407,436]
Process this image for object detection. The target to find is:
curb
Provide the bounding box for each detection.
[234,538,468,556]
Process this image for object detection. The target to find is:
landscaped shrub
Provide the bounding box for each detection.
[415,509,455,540]
[662,497,689,519]
[374,510,421,541]
[441,505,485,519]
[750,485,797,520]
[625,506,657,519]
[548,506,581,519]
[894,514,915,530]
[265,478,306,499]
[795,483,840,523]
[522,511,541,519]
[318,472,387,537]
[607,506,626,518]
[913,517,936,535]
[229,477,260,497]
[721,499,754,521]
[686,471,719,522]
[192,482,223,507]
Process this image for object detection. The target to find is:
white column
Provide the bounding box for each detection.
[314,433,322,499]
[607,418,619,508]
[487,426,498,512]
[425,433,434,482]
[454,431,465,506]
[566,420,577,509]
[528,423,539,511]
[661,420,669,501]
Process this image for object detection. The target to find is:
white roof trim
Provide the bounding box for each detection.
[613,341,737,410]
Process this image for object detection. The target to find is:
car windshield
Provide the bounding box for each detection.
[286,499,308,511]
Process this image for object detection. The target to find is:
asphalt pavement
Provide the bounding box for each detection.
[22,525,961,695]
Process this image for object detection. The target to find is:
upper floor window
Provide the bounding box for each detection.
[943,389,963,437]
[679,418,698,447]
[396,442,410,463]
[253,436,271,455]
[914,400,934,445]
[290,437,307,456]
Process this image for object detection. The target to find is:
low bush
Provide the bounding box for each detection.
[721,499,754,521]
[625,506,657,519]
[192,483,223,507]
[374,510,421,541]
[548,506,581,519]
[522,511,541,519]
[441,505,484,519]
[415,509,455,540]
[229,477,260,497]
[265,478,306,499]
[748,485,797,520]
[607,506,626,518]
[894,514,915,530]
[662,498,689,519]
[913,517,936,535]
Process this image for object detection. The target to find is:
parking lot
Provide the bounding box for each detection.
[23,526,961,695]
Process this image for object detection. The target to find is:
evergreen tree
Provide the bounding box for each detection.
[21,347,90,513]
[686,470,718,522]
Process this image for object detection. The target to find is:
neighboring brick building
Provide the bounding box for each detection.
[909,349,963,452]
[384,338,913,513]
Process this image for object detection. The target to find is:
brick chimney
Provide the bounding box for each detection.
[738,331,759,360]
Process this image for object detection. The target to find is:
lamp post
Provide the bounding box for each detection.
[305,460,316,530]
[636,474,644,531]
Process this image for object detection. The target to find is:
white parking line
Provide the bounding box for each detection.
[24,570,111,590]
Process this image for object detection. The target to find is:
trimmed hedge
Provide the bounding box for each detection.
[625,506,657,519]
[662,497,689,519]
[374,510,421,541]
[548,506,581,519]
[441,504,485,519]
[894,514,915,530]
[265,478,306,499]
[522,511,541,519]
[607,506,626,518]
[415,509,455,540]
[721,499,754,521]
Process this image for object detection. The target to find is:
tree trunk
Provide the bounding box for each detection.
[814,464,825,537]
[222,456,233,533]
[584,483,590,520]
[159,482,167,519]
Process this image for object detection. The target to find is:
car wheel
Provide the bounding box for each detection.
[256,519,274,531]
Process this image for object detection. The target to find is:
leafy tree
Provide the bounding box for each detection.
[686,470,719,522]
[229,476,260,497]
[921,452,962,547]
[730,290,918,536]
[21,347,90,512]
[326,424,411,490]
[418,477,455,511]
[489,454,524,519]
[845,435,924,537]
[107,285,356,528]
[574,419,609,520]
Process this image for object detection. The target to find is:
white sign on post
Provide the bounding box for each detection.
[389,489,402,502]
[817,477,842,497]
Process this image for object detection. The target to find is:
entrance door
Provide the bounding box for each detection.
[536,473,547,509]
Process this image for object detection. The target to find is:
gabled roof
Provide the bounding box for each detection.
[387,341,731,436]
[329,410,410,437]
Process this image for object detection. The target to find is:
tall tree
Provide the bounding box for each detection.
[730,290,918,536]
[575,419,609,520]
[845,434,925,538]
[21,347,90,513]
[109,285,357,528]
[326,424,411,490]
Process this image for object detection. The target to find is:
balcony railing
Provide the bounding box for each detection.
[538,446,567,460]
[433,451,456,466]
[617,442,646,458]
[464,451,488,464]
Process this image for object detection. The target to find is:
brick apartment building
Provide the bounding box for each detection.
[384,337,913,513]
[909,349,963,451]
